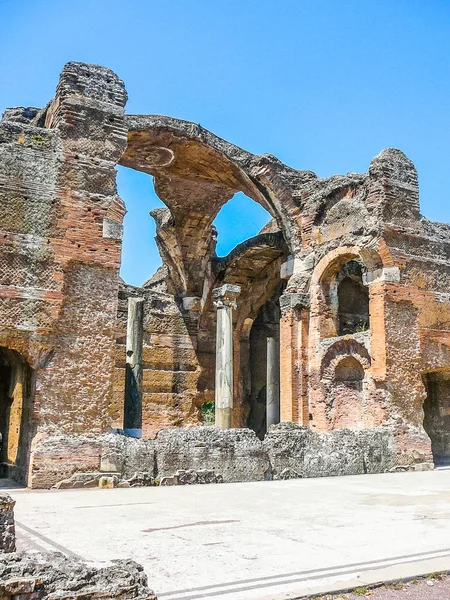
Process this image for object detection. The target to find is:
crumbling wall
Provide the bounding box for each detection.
[263,422,396,478]
[0,62,129,484]
[155,427,270,482]
[2,62,450,482]
[28,426,431,489]
[29,433,156,489]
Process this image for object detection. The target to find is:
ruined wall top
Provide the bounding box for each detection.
[2,61,449,302]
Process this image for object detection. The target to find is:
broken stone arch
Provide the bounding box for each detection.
[119,116,298,292]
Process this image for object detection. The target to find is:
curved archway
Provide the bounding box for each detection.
[117,116,295,432]
[311,245,387,288]
[321,338,371,380]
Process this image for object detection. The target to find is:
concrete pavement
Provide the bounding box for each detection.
[6,470,450,600]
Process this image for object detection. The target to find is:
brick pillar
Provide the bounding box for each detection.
[33,63,128,437]
[279,293,310,425]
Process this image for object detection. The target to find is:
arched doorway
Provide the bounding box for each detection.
[0,348,32,482]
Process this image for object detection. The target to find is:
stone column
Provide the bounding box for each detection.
[213,284,241,429]
[124,297,144,438]
[279,292,310,425]
[266,336,280,428]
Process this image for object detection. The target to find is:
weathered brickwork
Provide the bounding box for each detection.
[1,62,450,486]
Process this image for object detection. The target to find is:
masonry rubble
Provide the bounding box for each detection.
[0,61,449,488]
[0,552,158,600]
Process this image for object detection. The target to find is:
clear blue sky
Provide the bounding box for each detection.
[1,0,449,286]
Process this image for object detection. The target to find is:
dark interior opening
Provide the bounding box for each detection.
[337,261,370,335]
[0,348,32,483]
[423,371,450,466]
[247,281,284,439]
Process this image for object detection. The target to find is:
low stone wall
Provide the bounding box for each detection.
[28,423,433,489]
[0,552,157,599]
[30,434,156,489]
[264,423,395,479]
[0,494,15,553]
[156,427,270,482]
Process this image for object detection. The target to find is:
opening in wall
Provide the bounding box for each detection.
[246,281,285,439]
[117,166,165,286]
[0,348,32,483]
[336,260,369,335]
[423,371,450,466]
[213,192,272,257]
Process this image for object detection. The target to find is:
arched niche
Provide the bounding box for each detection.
[310,247,383,341]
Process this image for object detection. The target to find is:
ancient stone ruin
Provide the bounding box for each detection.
[0,61,449,487]
[0,491,157,599]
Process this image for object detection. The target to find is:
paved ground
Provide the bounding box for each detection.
[317,574,450,599]
[6,470,450,600]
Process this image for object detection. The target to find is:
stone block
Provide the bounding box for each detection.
[99,475,118,488]
[100,433,156,480]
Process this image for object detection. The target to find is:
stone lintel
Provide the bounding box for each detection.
[213,284,241,309]
[363,266,401,285]
[280,292,310,314]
